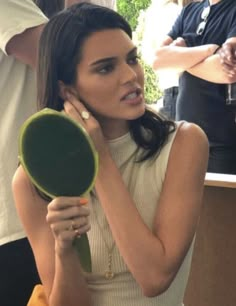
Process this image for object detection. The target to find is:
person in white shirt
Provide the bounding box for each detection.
[0,1,92,305]
[0,1,116,305]
[0,2,48,305]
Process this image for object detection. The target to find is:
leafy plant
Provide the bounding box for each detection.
[141,58,162,104]
[117,0,151,31]
[117,0,162,104]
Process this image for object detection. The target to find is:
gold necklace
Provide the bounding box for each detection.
[92,199,116,280]
[104,245,116,280]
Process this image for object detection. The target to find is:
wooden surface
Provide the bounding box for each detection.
[184,174,236,306]
[205,172,236,188]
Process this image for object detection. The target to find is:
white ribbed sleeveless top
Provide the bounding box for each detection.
[85,124,193,306]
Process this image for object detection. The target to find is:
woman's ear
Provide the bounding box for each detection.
[58,80,77,100]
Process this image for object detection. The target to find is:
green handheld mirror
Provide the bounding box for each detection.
[19,108,99,273]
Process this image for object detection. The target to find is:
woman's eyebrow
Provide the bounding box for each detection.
[90,47,138,66]
[127,47,138,56]
[90,57,116,66]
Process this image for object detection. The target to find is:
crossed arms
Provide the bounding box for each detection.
[153,35,236,84]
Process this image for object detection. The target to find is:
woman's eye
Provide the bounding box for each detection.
[97,64,114,74]
[128,55,140,65]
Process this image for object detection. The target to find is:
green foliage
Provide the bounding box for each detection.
[141,58,162,104]
[117,0,162,104]
[117,0,151,31]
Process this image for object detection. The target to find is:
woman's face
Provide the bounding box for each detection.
[73,29,145,128]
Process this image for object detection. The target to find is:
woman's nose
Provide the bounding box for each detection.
[121,63,137,84]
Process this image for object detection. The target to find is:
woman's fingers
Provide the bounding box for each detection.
[64,97,100,140]
[50,216,90,237]
[63,93,109,157]
[47,197,91,250]
[47,200,89,223]
[48,196,88,210]
[64,93,94,124]
[64,93,99,126]
[64,100,86,127]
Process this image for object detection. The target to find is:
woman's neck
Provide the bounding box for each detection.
[99,119,129,140]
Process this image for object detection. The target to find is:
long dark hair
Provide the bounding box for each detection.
[37,2,175,162]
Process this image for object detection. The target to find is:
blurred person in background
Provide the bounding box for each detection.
[141,0,195,120]
[66,0,116,9]
[153,0,236,174]
[0,2,47,305]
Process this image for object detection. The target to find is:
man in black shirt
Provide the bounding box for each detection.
[153,0,236,174]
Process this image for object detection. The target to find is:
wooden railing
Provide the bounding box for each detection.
[184,173,236,306]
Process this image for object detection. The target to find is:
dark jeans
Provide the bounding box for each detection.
[0,238,40,306]
[208,146,236,174]
[159,86,179,120]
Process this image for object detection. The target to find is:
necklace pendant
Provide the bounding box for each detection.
[104,270,115,280]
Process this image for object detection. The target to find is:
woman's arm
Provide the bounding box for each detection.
[64,96,208,298]
[94,122,208,297]
[12,166,92,306]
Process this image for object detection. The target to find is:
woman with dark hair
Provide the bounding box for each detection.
[13,3,208,306]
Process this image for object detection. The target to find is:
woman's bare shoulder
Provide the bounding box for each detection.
[12,165,35,196]
[175,121,209,152]
[166,121,209,176]
[12,165,48,213]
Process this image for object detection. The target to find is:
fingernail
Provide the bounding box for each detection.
[80,198,88,205]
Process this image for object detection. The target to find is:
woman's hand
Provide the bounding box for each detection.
[63,93,109,158]
[46,197,90,254]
